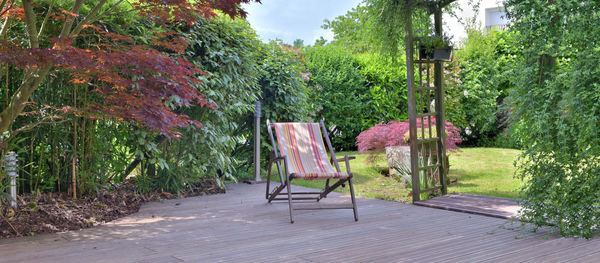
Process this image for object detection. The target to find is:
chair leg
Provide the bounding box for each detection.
[348,176,358,221]
[266,161,273,200]
[286,176,294,224]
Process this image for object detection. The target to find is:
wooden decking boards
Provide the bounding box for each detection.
[414,193,521,219]
[0,183,598,263]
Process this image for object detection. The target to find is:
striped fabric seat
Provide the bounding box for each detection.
[272,123,347,180]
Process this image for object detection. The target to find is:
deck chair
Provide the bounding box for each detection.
[265,120,358,223]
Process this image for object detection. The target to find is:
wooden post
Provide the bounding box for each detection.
[433,6,447,195]
[404,0,420,202]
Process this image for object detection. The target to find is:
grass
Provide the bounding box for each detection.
[447,147,523,199]
[270,147,522,202]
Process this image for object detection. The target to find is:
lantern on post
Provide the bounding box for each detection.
[3,151,18,208]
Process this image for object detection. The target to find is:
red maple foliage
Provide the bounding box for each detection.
[0,0,260,137]
[356,117,462,153]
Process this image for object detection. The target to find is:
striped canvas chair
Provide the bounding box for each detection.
[266,120,358,223]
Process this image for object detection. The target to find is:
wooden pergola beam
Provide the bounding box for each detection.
[405,0,454,202]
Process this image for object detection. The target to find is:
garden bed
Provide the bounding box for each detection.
[0,179,224,239]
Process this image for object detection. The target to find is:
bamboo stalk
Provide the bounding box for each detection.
[72,86,77,199]
[35,145,44,190]
[53,135,59,193]
[5,64,8,106]
[29,135,34,192]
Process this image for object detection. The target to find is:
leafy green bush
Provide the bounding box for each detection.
[303,45,370,150]
[303,45,412,150]
[257,43,310,123]
[142,15,263,192]
[358,53,408,126]
[506,0,600,238]
[231,41,311,174]
[453,28,517,147]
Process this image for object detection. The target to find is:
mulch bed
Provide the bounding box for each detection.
[0,179,225,239]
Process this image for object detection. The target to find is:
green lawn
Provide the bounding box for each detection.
[273,147,522,202]
[447,148,523,199]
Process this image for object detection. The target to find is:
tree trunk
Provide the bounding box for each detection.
[537,54,556,86]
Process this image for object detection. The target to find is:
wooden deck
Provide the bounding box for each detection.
[414,193,520,219]
[1,183,598,262]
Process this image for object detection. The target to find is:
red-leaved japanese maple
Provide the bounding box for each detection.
[356,118,462,153]
[0,0,259,137]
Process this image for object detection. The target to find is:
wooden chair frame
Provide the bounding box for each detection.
[265,119,358,223]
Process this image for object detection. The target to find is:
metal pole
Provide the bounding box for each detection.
[253,101,262,182]
[10,176,16,208]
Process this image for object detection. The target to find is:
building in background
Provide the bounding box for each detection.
[484,6,509,30]
[444,0,508,43]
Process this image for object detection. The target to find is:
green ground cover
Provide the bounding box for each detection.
[276,147,522,202]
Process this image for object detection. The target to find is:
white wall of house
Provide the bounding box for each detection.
[442,0,508,44]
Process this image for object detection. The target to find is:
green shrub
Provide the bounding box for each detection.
[453,28,518,147]
[506,0,600,238]
[303,45,370,150]
[257,43,310,123]
[358,53,408,126]
[230,41,311,174]
[145,15,263,192]
[303,45,414,150]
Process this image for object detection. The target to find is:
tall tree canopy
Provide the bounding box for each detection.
[0,0,259,137]
[506,0,600,238]
[323,0,437,57]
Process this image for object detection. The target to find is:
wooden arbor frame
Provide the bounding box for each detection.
[404,0,456,202]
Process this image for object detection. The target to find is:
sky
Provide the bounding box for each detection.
[242,0,506,46]
[242,0,362,45]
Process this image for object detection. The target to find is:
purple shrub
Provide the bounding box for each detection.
[356,117,462,153]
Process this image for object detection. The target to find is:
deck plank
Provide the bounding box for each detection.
[414,193,521,219]
[0,183,595,262]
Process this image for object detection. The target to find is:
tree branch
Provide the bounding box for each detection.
[0,67,51,133]
[71,0,126,37]
[58,0,84,38]
[22,0,39,48]
[10,117,70,138]
[0,17,12,38]
[70,0,109,37]
[37,0,56,39]
[0,0,15,17]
